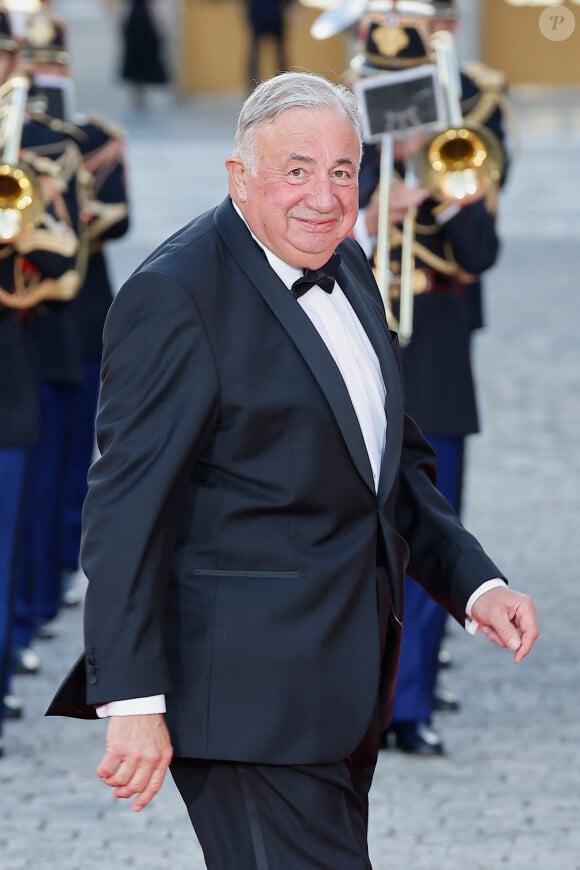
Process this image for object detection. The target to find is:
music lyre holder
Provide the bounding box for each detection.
[353,66,446,343]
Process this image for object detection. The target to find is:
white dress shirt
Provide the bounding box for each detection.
[96,214,503,718]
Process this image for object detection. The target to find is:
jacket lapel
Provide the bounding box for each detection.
[215,199,375,493]
[336,253,404,502]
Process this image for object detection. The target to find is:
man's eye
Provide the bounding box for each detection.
[289,168,304,178]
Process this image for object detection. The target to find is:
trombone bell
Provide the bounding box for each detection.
[0,162,43,240]
[418,124,503,204]
[0,74,45,241]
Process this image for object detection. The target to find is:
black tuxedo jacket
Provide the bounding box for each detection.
[48,198,503,763]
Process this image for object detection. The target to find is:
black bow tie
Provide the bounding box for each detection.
[291,253,341,299]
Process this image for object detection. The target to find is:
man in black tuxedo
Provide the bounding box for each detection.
[48,72,538,868]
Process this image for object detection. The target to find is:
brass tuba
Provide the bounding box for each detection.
[0,73,44,242]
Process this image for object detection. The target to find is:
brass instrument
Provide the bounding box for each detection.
[0,74,43,243]
[381,30,504,344]
[417,30,504,203]
[0,74,88,309]
[374,137,417,345]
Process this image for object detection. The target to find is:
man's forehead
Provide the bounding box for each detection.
[255,109,359,149]
[260,105,351,133]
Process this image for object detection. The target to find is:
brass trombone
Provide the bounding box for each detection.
[0,73,88,309]
[0,73,44,243]
[377,30,503,345]
[417,30,503,203]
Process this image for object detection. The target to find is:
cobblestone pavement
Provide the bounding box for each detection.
[1,3,579,868]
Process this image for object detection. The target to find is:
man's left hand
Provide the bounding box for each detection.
[470,587,539,663]
[96,713,173,812]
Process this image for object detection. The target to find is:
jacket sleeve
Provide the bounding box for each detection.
[438,197,500,275]
[387,325,505,623]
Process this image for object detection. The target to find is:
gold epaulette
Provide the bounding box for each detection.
[463,61,507,94]
[461,62,512,133]
[26,109,88,143]
[22,139,83,186]
[81,113,127,140]
[86,202,129,242]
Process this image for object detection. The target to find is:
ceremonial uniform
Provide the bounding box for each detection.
[0,10,86,745]
[9,112,86,655]
[59,115,129,582]
[354,15,511,751]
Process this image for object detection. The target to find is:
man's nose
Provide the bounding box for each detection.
[305,177,335,212]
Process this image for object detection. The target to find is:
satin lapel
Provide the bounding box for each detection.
[337,257,404,501]
[214,200,375,493]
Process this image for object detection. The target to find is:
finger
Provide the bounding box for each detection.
[479,624,510,648]
[112,742,172,800]
[130,762,170,813]
[102,758,139,788]
[510,601,539,663]
[512,623,539,663]
[97,750,125,781]
[480,610,539,663]
[112,754,171,809]
[482,607,523,653]
[111,757,158,798]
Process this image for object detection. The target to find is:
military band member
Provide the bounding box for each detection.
[0,7,87,695]
[350,1,511,754]
[58,112,129,603]
[0,7,37,756]
[11,10,131,602]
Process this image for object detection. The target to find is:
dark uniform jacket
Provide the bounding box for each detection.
[68,115,129,361]
[1,115,87,388]
[0,114,87,440]
[0,312,38,447]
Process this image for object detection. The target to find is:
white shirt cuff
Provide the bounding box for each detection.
[95,695,166,718]
[464,578,507,635]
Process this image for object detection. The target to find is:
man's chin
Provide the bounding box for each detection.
[290,234,345,261]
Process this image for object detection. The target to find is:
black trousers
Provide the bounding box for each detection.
[170,568,390,869]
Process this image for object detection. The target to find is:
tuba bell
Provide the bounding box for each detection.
[0,73,44,242]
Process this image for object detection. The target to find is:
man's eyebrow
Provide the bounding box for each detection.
[284,154,357,167]
[285,154,315,165]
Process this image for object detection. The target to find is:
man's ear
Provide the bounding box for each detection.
[225,157,248,202]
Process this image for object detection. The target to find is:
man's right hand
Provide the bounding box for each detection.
[96,713,173,812]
